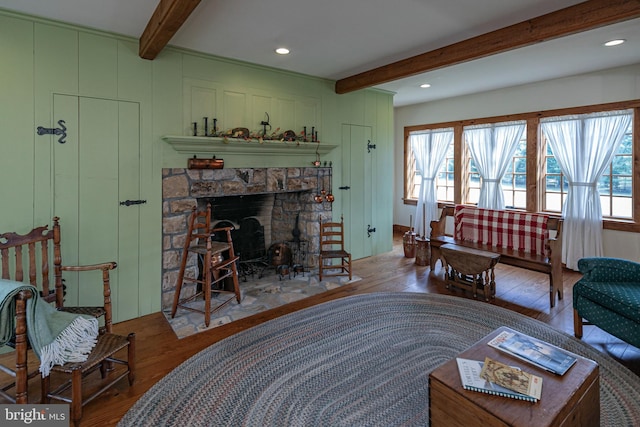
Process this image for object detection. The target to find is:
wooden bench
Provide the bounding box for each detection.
[430,205,563,308]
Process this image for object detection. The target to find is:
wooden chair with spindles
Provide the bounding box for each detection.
[0,286,32,404]
[1,219,114,332]
[0,219,135,425]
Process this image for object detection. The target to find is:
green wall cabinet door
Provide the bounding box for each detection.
[341,124,373,260]
[52,94,141,322]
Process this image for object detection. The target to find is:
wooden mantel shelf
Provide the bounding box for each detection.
[163,135,337,156]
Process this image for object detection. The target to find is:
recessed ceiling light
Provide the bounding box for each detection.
[275,47,290,55]
[604,39,626,47]
[420,83,431,88]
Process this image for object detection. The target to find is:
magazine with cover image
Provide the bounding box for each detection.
[487,328,578,375]
[456,358,540,402]
[479,357,542,400]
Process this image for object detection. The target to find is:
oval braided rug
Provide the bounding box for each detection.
[119,293,640,426]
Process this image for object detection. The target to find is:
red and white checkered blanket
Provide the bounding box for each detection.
[454,205,549,256]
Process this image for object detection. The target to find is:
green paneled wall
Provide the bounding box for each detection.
[0,10,393,322]
[0,15,34,231]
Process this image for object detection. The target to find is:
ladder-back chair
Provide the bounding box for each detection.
[171,204,241,327]
[318,216,352,281]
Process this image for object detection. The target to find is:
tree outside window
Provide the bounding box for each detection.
[543,123,633,219]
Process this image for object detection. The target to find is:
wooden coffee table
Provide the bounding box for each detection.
[440,243,500,301]
[429,327,600,427]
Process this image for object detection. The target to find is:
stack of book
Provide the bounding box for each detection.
[456,357,543,402]
[457,327,580,402]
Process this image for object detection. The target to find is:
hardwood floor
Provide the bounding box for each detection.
[3,233,640,426]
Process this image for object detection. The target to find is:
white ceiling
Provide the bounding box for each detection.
[1,0,639,106]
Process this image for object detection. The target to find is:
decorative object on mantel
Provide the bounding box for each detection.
[260,112,271,137]
[231,127,250,139]
[194,118,219,137]
[282,130,296,141]
[187,155,224,170]
[187,112,319,144]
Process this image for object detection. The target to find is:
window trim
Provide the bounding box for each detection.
[403,100,640,233]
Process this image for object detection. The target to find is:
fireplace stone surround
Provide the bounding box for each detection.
[161,167,333,310]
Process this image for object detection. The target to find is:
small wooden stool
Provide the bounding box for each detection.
[440,243,500,301]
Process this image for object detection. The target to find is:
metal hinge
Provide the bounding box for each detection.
[36,120,67,144]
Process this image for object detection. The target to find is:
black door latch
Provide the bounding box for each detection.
[120,199,147,206]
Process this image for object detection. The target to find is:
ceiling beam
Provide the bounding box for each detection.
[335,0,640,94]
[139,0,201,60]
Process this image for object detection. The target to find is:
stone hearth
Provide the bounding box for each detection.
[161,167,332,310]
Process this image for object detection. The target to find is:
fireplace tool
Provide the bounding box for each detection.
[325,163,334,203]
[314,168,324,203]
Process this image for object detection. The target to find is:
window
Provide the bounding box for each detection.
[543,142,568,213]
[465,156,481,205]
[403,100,640,231]
[405,129,454,202]
[435,141,454,202]
[542,121,633,220]
[406,148,420,200]
[599,125,633,219]
[502,137,527,210]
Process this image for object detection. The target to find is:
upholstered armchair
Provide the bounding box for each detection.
[573,257,640,349]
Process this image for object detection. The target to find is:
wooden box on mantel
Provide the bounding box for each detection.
[187,156,224,169]
[429,327,599,427]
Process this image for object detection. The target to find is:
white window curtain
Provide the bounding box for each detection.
[410,128,453,237]
[464,122,526,209]
[541,110,632,270]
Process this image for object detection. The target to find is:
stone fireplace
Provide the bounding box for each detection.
[161,167,333,310]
